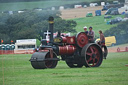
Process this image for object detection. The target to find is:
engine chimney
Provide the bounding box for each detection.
[48,16,54,44]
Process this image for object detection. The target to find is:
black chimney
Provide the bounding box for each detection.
[48,16,54,44]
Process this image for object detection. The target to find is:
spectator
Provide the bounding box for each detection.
[99,30,105,46]
[88,26,95,43]
[83,26,88,35]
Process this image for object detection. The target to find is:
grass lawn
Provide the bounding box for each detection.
[0,52,128,85]
[0,0,96,12]
[72,15,124,37]
[112,43,128,47]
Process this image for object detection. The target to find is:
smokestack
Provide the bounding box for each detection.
[48,16,54,44]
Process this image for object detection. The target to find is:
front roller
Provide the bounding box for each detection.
[81,43,103,67]
[30,52,59,69]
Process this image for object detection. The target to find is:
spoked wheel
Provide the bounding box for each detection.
[66,59,83,68]
[101,46,108,59]
[81,43,103,67]
[45,52,58,68]
[30,52,58,69]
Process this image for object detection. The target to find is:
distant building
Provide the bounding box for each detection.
[14,39,36,54]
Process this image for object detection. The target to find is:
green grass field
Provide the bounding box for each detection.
[72,15,125,36]
[110,43,128,48]
[0,52,128,85]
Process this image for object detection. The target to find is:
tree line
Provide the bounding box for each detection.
[0,10,77,44]
[104,20,128,45]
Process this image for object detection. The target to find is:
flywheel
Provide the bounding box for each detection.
[76,32,88,48]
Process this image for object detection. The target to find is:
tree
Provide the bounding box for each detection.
[104,20,128,45]
[54,18,77,33]
[0,10,77,44]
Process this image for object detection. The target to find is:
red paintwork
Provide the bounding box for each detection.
[0,50,14,55]
[86,45,100,67]
[61,36,76,45]
[76,32,88,48]
[0,50,34,54]
[66,36,76,45]
[59,45,76,55]
[61,37,67,43]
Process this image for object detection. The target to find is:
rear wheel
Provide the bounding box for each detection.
[81,43,103,67]
[66,58,83,68]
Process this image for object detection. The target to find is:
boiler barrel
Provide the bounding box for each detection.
[59,45,76,55]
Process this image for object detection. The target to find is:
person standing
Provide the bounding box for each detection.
[83,26,88,35]
[99,30,105,46]
[88,26,95,43]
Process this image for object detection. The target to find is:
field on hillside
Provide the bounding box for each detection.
[72,15,124,37]
[0,0,96,12]
[61,6,106,19]
[0,52,128,85]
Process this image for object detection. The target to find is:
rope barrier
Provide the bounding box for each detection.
[117,47,128,52]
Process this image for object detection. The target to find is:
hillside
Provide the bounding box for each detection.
[72,15,124,37]
[0,0,95,12]
[60,6,106,19]
[0,0,119,12]
[0,0,125,41]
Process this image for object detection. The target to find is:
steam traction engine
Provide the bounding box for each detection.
[29,17,108,69]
